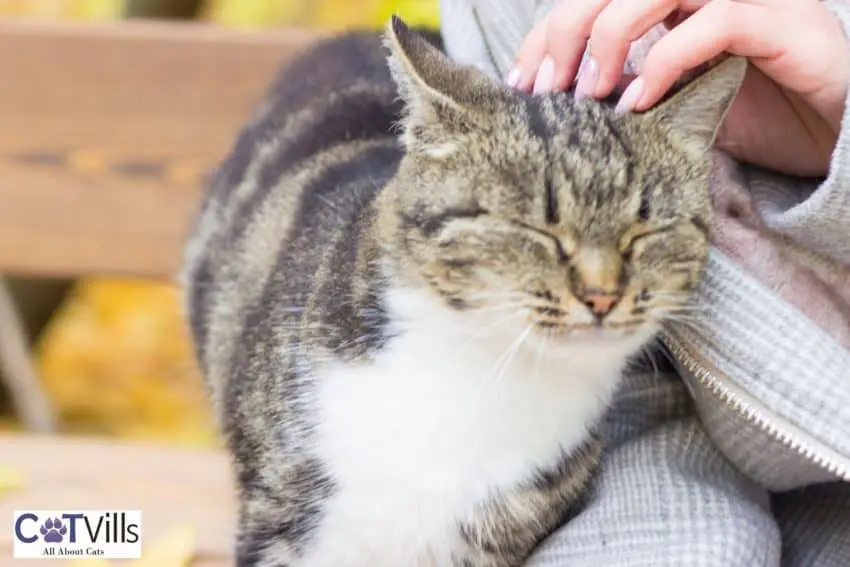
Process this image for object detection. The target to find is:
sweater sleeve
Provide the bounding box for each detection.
[527,365,781,567]
[438,0,553,79]
[757,0,850,266]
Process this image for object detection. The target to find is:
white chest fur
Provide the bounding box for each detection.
[300,286,647,567]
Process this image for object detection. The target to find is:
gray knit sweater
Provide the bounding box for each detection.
[439,1,850,565]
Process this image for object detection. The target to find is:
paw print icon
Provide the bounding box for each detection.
[40,518,67,543]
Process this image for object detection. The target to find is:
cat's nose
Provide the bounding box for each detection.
[580,289,620,318]
[570,246,624,319]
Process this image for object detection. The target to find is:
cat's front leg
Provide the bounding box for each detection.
[234,516,298,567]
[233,492,316,567]
[454,436,603,567]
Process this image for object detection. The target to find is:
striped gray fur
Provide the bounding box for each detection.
[181,17,746,567]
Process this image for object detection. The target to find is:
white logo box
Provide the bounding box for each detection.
[13,510,142,560]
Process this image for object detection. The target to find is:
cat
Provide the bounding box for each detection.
[181,16,746,567]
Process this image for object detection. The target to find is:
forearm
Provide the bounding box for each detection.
[758,0,850,265]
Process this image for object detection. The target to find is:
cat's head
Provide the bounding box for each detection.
[380,16,745,347]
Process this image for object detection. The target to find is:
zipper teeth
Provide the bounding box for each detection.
[662,331,850,482]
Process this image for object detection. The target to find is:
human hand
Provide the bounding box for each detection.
[508,0,850,177]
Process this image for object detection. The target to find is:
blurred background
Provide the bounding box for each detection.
[0,0,440,449]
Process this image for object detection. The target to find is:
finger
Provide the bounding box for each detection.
[622,22,667,75]
[510,19,548,91]
[586,0,684,96]
[662,0,712,28]
[662,8,690,30]
[630,0,781,111]
[612,72,640,95]
[540,0,610,92]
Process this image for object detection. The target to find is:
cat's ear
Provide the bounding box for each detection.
[384,15,499,157]
[647,56,747,151]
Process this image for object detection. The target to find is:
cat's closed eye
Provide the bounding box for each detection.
[618,221,679,260]
[513,222,572,264]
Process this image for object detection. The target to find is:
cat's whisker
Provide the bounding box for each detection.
[655,306,706,316]
[656,314,706,326]
[487,325,532,387]
[464,290,526,298]
[649,297,701,305]
[468,304,527,317]
[525,303,568,314]
[652,302,708,318]
[649,298,701,309]
[654,299,707,310]
[649,292,699,301]
[533,332,547,382]
[495,325,533,386]
[463,292,528,304]
[672,321,708,334]
[659,318,706,332]
[468,311,528,340]
[656,307,706,319]
[473,310,525,327]
[662,312,706,323]
[655,341,677,366]
[663,318,708,336]
[635,337,663,377]
[389,309,523,342]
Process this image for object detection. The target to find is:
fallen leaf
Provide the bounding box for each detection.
[69,523,197,567]
[133,523,197,567]
[33,278,217,448]
[0,465,23,495]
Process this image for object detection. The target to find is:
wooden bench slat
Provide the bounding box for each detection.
[0,434,236,566]
[0,18,322,279]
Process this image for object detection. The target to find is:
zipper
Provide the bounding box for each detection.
[661,329,850,482]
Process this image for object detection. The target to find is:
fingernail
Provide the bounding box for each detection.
[533,56,556,94]
[574,57,598,100]
[574,55,588,85]
[506,67,522,88]
[615,77,644,114]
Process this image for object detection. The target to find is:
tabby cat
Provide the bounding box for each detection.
[181,16,746,567]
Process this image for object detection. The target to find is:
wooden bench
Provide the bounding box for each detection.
[0,17,324,565]
[0,434,237,566]
[0,17,321,279]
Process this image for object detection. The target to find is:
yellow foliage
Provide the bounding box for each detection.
[0,465,23,495]
[202,0,309,28]
[133,523,196,567]
[205,0,440,29]
[372,0,441,28]
[0,416,23,432]
[0,0,124,19]
[33,279,218,448]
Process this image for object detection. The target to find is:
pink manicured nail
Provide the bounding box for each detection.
[574,55,588,85]
[506,67,522,88]
[574,57,598,100]
[615,77,644,114]
[533,56,556,94]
